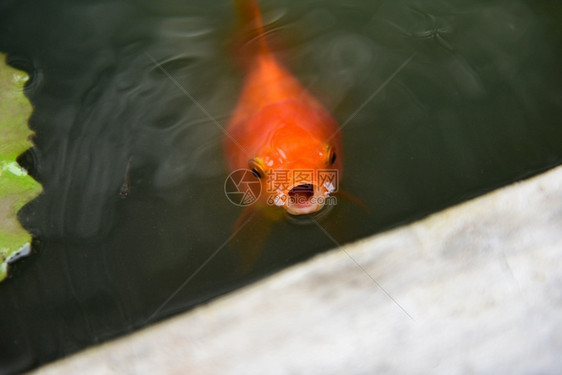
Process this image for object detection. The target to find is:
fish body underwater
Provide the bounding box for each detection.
[224,0,343,217]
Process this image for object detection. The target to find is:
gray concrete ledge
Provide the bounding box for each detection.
[32,166,562,375]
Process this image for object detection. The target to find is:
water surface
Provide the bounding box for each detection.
[0,0,561,372]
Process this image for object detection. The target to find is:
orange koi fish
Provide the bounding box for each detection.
[225,0,343,216]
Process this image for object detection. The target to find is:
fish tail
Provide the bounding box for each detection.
[233,0,270,57]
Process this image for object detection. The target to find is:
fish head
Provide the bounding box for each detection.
[249,127,342,215]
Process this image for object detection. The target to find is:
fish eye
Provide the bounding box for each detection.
[325,145,336,165]
[248,158,266,178]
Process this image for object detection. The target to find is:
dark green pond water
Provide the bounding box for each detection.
[1,0,561,372]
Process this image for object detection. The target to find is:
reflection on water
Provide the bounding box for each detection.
[0,0,561,372]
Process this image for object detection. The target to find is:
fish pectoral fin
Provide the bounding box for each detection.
[334,189,370,214]
[230,206,273,274]
[232,205,256,235]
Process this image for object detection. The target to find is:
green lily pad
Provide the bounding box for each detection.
[0,53,41,281]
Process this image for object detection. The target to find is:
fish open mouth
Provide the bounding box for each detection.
[286,183,324,215]
[288,184,314,203]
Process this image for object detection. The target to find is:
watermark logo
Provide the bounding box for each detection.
[224,169,339,207]
[224,169,262,207]
[265,169,339,195]
[266,194,337,207]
